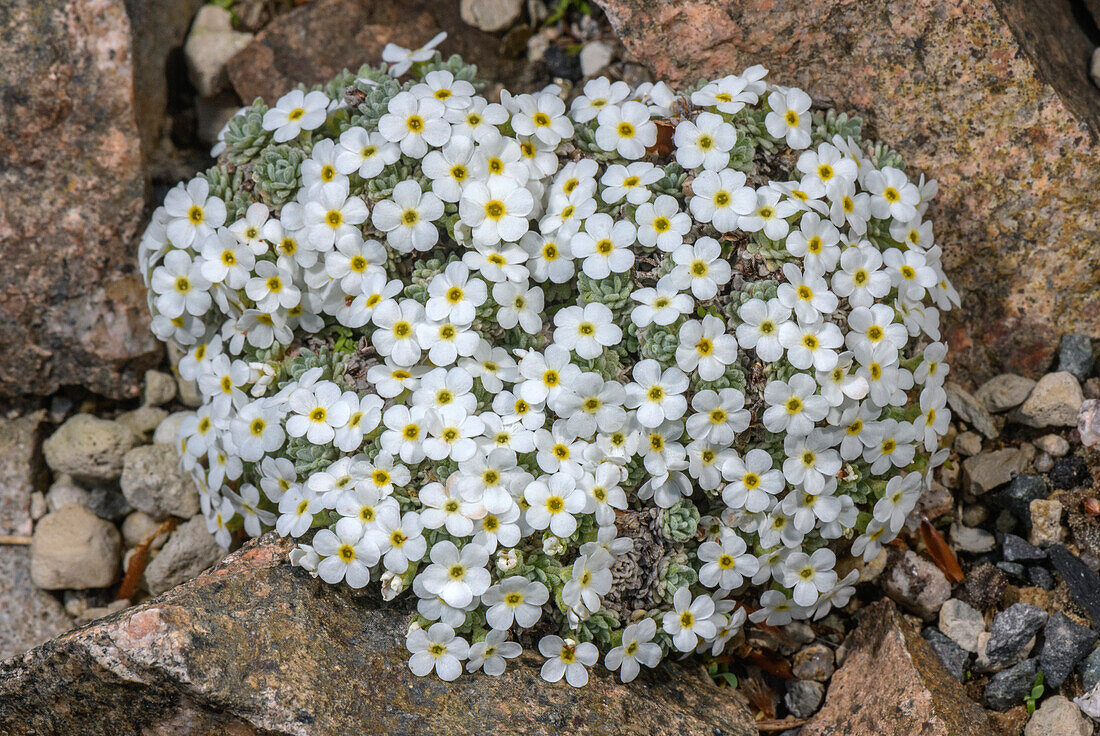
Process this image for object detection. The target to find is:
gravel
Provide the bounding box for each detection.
[1040,612,1098,688]
[986,603,1047,665]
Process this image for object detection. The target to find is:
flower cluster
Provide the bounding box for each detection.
[140,35,957,686]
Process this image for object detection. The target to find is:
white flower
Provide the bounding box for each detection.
[525,472,586,537]
[303,180,369,249]
[230,399,286,462]
[762,374,828,436]
[779,318,844,372]
[460,176,534,244]
[883,247,938,302]
[372,180,444,253]
[314,517,379,588]
[782,548,837,606]
[676,315,738,380]
[276,486,322,537]
[722,448,785,513]
[228,201,271,255]
[516,344,580,405]
[378,91,450,157]
[796,142,858,198]
[736,298,791,362]
[594,101,656,159]
[553,303,621,360]
[371,298,424,366]
[492,281,544,334]
[152,249,212,319]
[163,178,226,249]
[383,31,446,77]
[380,404,430,464]
[286,381,352,445]
[426,261,487,325]
[674,112,736,170]
[262,89,329,142]
[450,97,509,142]
[571,213,636,279]
[484,576,549,629]
[407,622,469,682]
[689,168,756,232]
[571,77,631,122]
[777,263,838,322]
[831,244,890,308]
[764,88,812,149]
[421,136,481,203]
[662,587,717,652]
[552,373,627,437]
[698,532,760,590]
[625,360,688,428]
[539,635,598,687]
[739,186,799,240]
[420,541,490,608]
[630,278,693,328]
[785,212,841,272]
[419,479,479,536]
[367,507,426,573]
[520,231,575,283]
[425,406,484,462]
[562,550,613,617]
[333,392,383,452]
[782,433,842,495]
[512,92,573,146]
[466,630,522,676]
[669,237,731,300]
[865,166,920,222]
[411,70,475,109]
[873,471,923,533]
[636,194,691,252]
[692,73,758,114]
[605,618,662,683]
[335,126,400,179]
[687,389,750,445]
[600,161,661,205]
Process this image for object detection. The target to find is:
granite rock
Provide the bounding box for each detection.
[984,658,1038,711]
[986,604,1047,666]
[965,449,1029,495]
[0,412,47,537]
[802,599,993,736]
[229,0,532,104]
[0,535,758,736]
[785,679,826,719]
[1040,612,1098,689]
[459,0,523,33]
[1025,696,1093,736]
[594,0,1100,382]
[1058,335,1096,383]
[883,550,952,620]
[0,0,161,399]
[946,383,999,439]
[0,547,73,662]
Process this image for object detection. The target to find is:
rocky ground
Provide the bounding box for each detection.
[3,0,1100,734]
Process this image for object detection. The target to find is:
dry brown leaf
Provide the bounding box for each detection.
[920,516,964,584]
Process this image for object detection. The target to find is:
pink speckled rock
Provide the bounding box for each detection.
[595,0,1100,383]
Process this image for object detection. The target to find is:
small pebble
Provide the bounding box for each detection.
[1034,453,1054,473]
[784,679,825,718]
[142,370,177,407]
[1029,499,1065,548]
[923,628,969,681]
[1080,399,1100,449]
[976,373,1036,413]
[954,431,983,456]
[938,598,985,653]
[951,523,996,553]
[1018,372,1084,428]
[1034,433,1070,457]
[984,658,1038,710]
[1040,612,1099,688]
[1078,647,1100,691]
[578,40,613,77]
[986,603,1047,665]
[791,643,834,682]
[1027,566,1054,590]
[1057,334,1095,383]
[1025,695,1093,736]
[1003,534,1045,562]
[29,491,47,520]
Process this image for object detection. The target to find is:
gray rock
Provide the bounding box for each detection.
[1040,612,1098,688]
[785,679,826,718]
[120,444,200,520]
[1079,647,1100,692]
[984,658,1038,711]
[142,370,177,407]
[1028,499,1064,548]
[996,561,1026,581]
[792,643,835,682]
[1058,334,1095,383]
[950,523,996,553]
[954,431,983,456]
[0,546,73,661]
[45,479,90,513]
[43,414,139,484]
[938,598,985,653]
[997,475,1049,528]
[1028,566,1054,590]
[184,6,254,97]
[1080,399,1100,449]
[965,448,1028,494]
[986,603,1047,665]
[883,550,952,620]
[144,516,224,595]
[1034,433,1070,457]
[29,491,46,521]
[946,382,999,438]
[30,505,121,590]
[115,406,168,442]
[976,374,1037,413]
[1002,534,1045,562]
[579,40,614,77]
[1025,695,1093,736]
[921,628,969,682]
[85,487,133,521]
[1050,545,1100,629]
[1018,371,1085,428]
[459,0,523,32]
[1077,680,1100,723]
[1034,452,1054,473]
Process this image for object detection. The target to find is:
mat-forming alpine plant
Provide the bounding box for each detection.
[141,32,957,685]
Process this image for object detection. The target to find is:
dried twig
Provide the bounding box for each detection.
[0,535,32,545]
[757,718,807,732]
[115,518,178,601]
